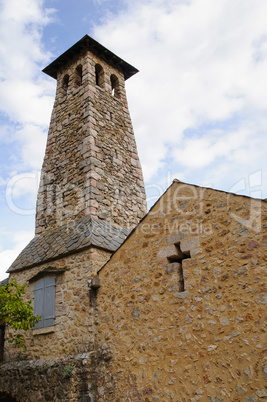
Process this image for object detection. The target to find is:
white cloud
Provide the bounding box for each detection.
[0,229,33,281]
[5,170,40,215]
[0,80,54,127]
[0,0,55,158]
[0,0,56,280]
[0,0,56,252]
[173,127,252,170]
[17,124,47,169]
[0,0,54,79]
[94,0,267,196]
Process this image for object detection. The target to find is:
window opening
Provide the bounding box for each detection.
[110,74,120,98]
[88,278,101,307]
[34,277,55,329]
[159,234,201,293]
[62,74,69,96]
[95,64,104,88]
[75,64,82,87]
[166,243,188,292]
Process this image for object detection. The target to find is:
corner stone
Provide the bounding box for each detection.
[157,245,185,259]
[180,238,200,255]
[166,231,188,246]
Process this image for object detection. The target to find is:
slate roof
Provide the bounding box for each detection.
[7,216,130,273]
[43,34,139,80]
[0,278,9,287]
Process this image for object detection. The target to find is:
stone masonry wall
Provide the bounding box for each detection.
[35,49,147,235]
[4,246,111,362]
[0,353,97,401]
[97,182,267,401]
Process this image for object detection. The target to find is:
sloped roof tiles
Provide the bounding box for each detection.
[7,216,130,273]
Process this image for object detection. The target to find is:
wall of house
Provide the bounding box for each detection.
[4,246,111,362]
[97,182,267,401]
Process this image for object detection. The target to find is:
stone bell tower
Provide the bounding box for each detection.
[35,35,147,235]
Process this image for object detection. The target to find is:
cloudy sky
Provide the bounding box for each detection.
[0,0,266,280]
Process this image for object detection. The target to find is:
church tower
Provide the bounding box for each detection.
[5,36,148,366]
[35,35,147,235]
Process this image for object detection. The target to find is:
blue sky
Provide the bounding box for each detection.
[0,0,267,280]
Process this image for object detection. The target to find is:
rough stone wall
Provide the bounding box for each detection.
[0,353,97,401]
[4,246,111,362]
[97,182,267,401]
[35,49,147,235]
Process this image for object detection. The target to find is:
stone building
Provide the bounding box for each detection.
[0,35,266,401]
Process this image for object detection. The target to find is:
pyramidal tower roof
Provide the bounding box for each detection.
[43,34,138,80]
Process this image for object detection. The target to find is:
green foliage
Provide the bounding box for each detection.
[43,364,49,372]
[63,365,73,378]
[0,278,40,349]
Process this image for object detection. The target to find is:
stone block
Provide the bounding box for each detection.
[88,278,101,289]
[180,238,200,255]
[244,396,257,402]
[219,317,229,326]
[165,231,188,246]
[157,245,185,259]
[174,291,189,299]
[255,293,267,304]
[164,262,182,277]
[190,248,202,257]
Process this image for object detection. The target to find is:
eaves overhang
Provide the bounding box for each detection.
[43,34,139,80]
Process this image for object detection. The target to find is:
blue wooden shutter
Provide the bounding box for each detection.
[34,278,45,329]
[44,277,55,327]
[34,277,55,328]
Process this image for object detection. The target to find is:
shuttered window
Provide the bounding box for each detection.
[34,277,55,329]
